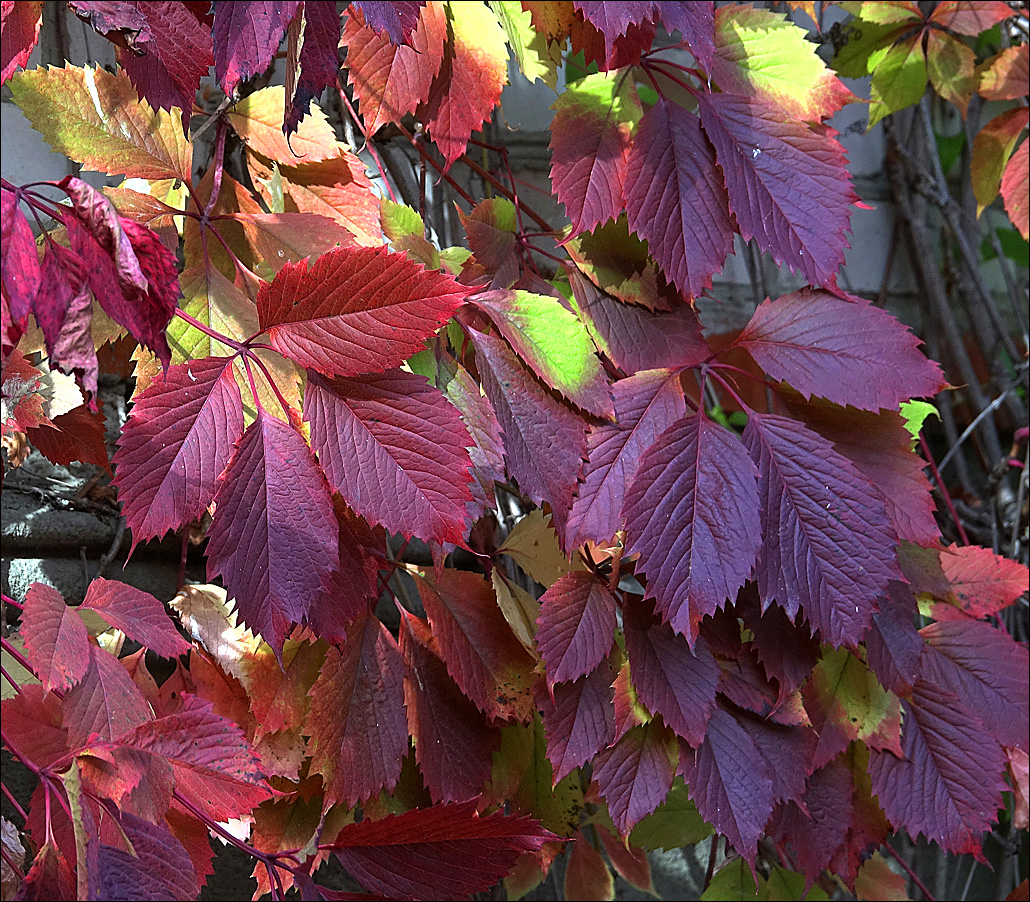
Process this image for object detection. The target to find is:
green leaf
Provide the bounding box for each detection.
[832,20,908,78]
[763,864,830,901]
[980,227,1030,268]
[489,1,560,89]
[381,198,426,242]
[628,778,713,851]
[868,36,927,129]
[899,400,939,441]
[935,131,966,175]
[702,857,760,901]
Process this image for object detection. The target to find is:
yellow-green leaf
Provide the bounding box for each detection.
[489,0,560,90]
[868,36,926,130]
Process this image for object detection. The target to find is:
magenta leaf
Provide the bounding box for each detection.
[307,610,408,808]
[1,0,42,82]
[1,187,41,333]
[257,245,472,377]
[329,798,555,901]
[537,659,617,784]
[696,91,855,286]
[63,647,153,745]
[567,369,686,549]
[81,578,190,658]
[623,411,761,642]
[737,290,946,411]
[351,0,424,44]
[95,811,199,902]
[919,619,1029,752]
[624,98,733,299]
[305,368,475,544]
[537,571,618,687]
[205,409,339,657]
[678,707,774,867]
[734,707,815,808]
[112,356,244,551]
[284,0,342,136]
[623,601,719,747]
[213,0,299,99]
[594,721,678,836]
[21,582,91,693]
[656,2,715,71]
[864,581,924,696]
[737,587,820,704]
[743,413,899,648]
[868,680,1008,855]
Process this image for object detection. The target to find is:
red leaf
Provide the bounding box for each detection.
[284,1,342,137]
[567,369,686,549]
[624,99,734,299]
[929,0,1014,36]
[213,0,299,99]
[737,290,946,411]
[81,578,190,658]
[573,1,655,58]
[205,409,339,656]
[63,647,153,745]
[398,607,501,802]
[657,2,715,71]
[351,0,425,44]
[564,833,615,900]
[0,684,69,770]
[537,571,617,687]
[414,568,536,721]
[624,411,761,642]
[305,369,475,544]
[342,1,446,136]
[112,356,244,551]
[13,843,76,902]
[623,601,719,746]
[549,70,641,236]
[328,798,556,901]
[1,187,41,332]
[307,610,409,807]
[678,707,774,867]
[743,413,899,648]
[95,812,200,902]
[696,91,855,286]
[920,619,1029,751]
[597,827,653,895]
[537,659,616,784]
[937,543,1030,619]
[594,721,677,836]
[26,403,111,472]
[868,680,1008,855]
[0,0,42,82]
[21,582,91,693]
[469,327,588,544]
[258,245,472,377]
[1,352,52,432]
[244,638,325,739]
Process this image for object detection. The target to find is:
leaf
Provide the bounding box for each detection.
[712,4,855,121]
[657,2,715,72]
[243,638,325,739]
[420,0,509,167]
[1002,137,1029,240]
[593,721,678,837]
[213,0,300,99]
[63,647,153,745]
[1,0,42,82]
[80,578,190,658]
[460,198,520,288]
[398,608,501,802]
[624,411,761,642]
[94,812,200,902]
[734,707,816,809]
[628,777,713,851]
[20,583,91,694]
[701,856,758,901]
[9,64,192,181]
[624,601,719,747]
[328,797,556,901]
[935,543,1030,618]
[624,98,734,299]
[0,684,68,770]
[536,571,617,687]
[925,30,976,114]
[228,84,340,164]
[25,403,111,472]
[351,0,425,44]
[414,567,536,721]
[113,356,244,550]
[977,45,1029,102]
[678,707,773,867]
[865,581,924,696]
[538,659,617,783]
[802,647,903,770]
[549,69,642,235]
[696,91,855,287]
[257,245,472,377]
[868,680,1007,855]
[489,0,560,88]
[743,413,899,648]
[853,852,909,902]
[283,0,342,137]
[920,619,1029,751]
[738,587,820,705]
[868,36,926,129]
[342,1,447,136]
[929,0,1014,36]
[737,290,945,411]
[305,369,475,544]
[1,188,41,336]
[307,611,408,807]
[205,409,339,657]
[469,327,589,543]
[13,842,76,902]
[573,1,654,58]
[971,107,1028,216]
[169,584,260,684]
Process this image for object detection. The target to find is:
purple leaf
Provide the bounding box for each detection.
[213,0,300,99]
[865,581,923,695]
[656,2,715,71]
[96,812,199,902]
[573,1,656,57]
[351,0,424,44]
[537,571,618,687]
[733,706,816,808]
[593,721,678,836]
[284,0,342,136]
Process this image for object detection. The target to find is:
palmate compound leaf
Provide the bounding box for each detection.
[307,610,408,808]
[696,90,855,287]
[328,797,556,901]
[21,582,91,693]
[536,571,617,687]
[205,408,339,658]
[623,98,735,300]
[566,368,687,549]
[549,69,642,236]
[305,369,475,545]
[80,578,190,659]
[257,245,473,378]
[213,0,299,99]
[622,410,761,643]
[112,356,244,551]
[868,679,1008,856]
[742,413,899,648]
[736,290,946,412]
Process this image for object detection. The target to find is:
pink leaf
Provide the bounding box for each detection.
[593,721,677,836]
[113,356,244,551]
[0,1,41,82]
[21,582,91,693]
[305,369,475,544]
[81,578,190,658]
[213,0,299,99]
[937,543,1030,618]
[624,411,761,642]
[537,571,618,687]
[1,187,41,331]
[205,409,338,657]
[743,413,899,648]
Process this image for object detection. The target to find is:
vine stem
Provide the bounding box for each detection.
[1,777,29,823]
[884,842,937,902]
[245,350,296,422]
[0,636,36,684]
[390,120,477,205]
[457,151,553,232]
[0,844,24,881]
[918,433,970,545]
[336,87,397,203]
[203,119,228,220]
[706,367,751,414]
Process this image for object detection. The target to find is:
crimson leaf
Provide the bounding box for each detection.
[1,0,42,82]
[21,582,91,693]
[351,0,424,44]
[1,187,40,340]
[656,1,715,71]
[81,578,190,658]
[573,1,655,58]
[63,647,152,745]
[213,0,299,99]
[536,571,618,687]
